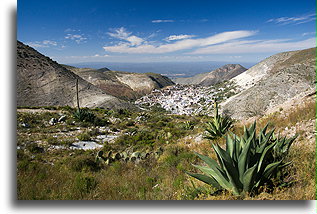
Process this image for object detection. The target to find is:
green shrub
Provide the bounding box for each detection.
[114,109,131,118]
[46,136,59,145]
[115,129,156,147]
[73,109,96,123]
[17,159,35,171]
[59,105,74,112]
[73,108,109,126]
[182,121,195,130]
[159,145,196,169]
[73,174,97,194]
[125,120,135,127]
[77,132,92,141]
[187,122,296,196]
[87,128,101,137]
[68,154,101,172]
[26,143,44,153]
[95,117,110,126]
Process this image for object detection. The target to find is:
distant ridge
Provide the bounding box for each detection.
[199,64,247,86]
[173,64,247,86]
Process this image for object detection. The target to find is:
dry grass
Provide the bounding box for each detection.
[257,99,314,132]
[17,99,315,200]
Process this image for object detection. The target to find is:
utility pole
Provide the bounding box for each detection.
[76,78,80,112]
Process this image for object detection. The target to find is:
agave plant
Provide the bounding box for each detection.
[187,122,296,196]
[73,109,96,123]
[204,101,233,140]
[272,134,297,161]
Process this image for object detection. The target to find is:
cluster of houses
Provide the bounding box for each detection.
[135,84,231,115]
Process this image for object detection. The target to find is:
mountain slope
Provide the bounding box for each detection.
[17,41,133,109]
[199,64,247,86]
[172,72,210,85]
[173,64,246,86]
[221,47,316,119]
[66,66,175,100]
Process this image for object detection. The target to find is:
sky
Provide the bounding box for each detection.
[17,0,316,64]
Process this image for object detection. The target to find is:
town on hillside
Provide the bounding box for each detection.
[135,82,238,115]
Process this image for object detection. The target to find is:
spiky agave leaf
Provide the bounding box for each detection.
[273,134,298,160]
[187,121,296,196]
[185,171,222,190]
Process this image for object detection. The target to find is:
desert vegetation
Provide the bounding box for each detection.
[17,97,315,200]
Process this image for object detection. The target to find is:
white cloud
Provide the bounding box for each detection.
[63,54,110,59]
[302,32,316,36]
[103,30,257,54]
[64,28,79,32]
[165,34,196,41]
[126,35,144,46]
[267,13,316,25]
[42,40,57,46]
[199,19,209,22]
[151,19,174,23]
[103,28,314,56]
[189,37,316,54]
[108,27,131,39]
[65,33,87,44]
[26,40,58,48]
[91,54,109,57]
[108,27,144,46]
[229,56,242,59]
[26,42,46,48]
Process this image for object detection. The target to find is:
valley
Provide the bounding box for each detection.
[16,41,316,200]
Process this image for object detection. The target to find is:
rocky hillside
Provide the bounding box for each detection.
[173,64,247,86]
[173,72,210,85]
[221,47,316,119]
[65,66,175,101]
[199,64,247,86]
[17,41,133,109]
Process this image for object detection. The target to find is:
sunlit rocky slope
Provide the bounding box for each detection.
[221,47,316,119]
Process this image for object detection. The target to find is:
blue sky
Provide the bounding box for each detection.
[18,0,316,64]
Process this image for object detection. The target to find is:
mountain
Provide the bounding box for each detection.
[221,47,316,119]
[173,64,247,86]
[64,66,175,101]
[17,41,133,109]
[172,72,210,85]
[199,64,247,86]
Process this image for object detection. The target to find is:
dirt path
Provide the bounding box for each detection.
[17,108,65,114]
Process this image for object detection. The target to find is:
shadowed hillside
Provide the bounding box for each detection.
[17,41,133,109]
